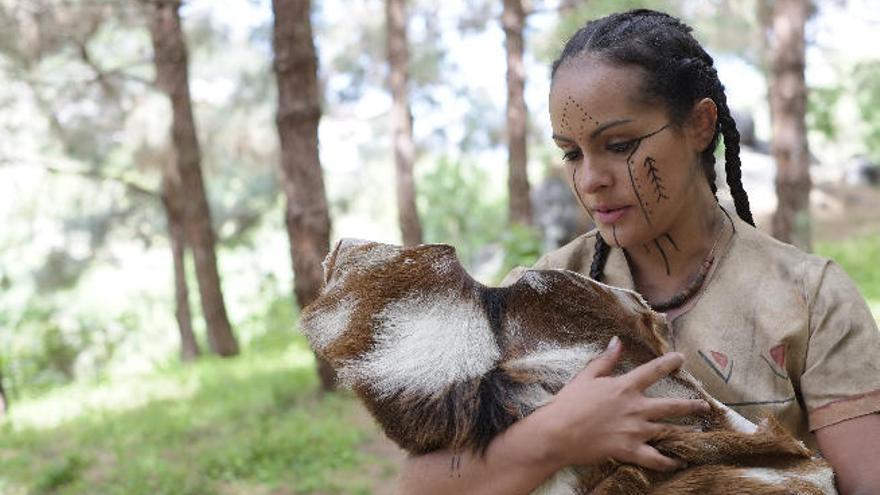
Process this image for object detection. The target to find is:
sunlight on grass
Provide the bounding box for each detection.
[0,336,387,495]
[6,339,316,431]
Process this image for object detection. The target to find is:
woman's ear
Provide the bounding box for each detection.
[690,98,718,151]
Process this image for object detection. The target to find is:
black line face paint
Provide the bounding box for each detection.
[653,238,671,276]
[624,124,669,226]
[649,233,679,276]
[612,225,620,246]
[644,157,669,203]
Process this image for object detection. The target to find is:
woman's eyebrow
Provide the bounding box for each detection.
[552,134,576,144]
[590,118,633,139]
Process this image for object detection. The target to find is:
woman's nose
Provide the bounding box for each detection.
[572,156,613,195]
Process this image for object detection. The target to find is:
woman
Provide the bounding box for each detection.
[397,9,880,494]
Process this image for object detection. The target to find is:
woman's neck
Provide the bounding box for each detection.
[624,188,724,305]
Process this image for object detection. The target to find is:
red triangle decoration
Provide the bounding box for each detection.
[770,344,785,368]
[710,350,728,369]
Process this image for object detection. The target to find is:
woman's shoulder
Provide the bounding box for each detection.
[728,218,845,301]
[532,230,600,272]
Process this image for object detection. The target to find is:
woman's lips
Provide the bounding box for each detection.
[594,206,630,224]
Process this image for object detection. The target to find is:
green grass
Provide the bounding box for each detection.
[816,233,880,321]
[0,333,394,495]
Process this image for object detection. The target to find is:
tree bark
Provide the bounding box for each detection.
[386,0,423,246]
[0,369,7,417]
[769,0,811,251]
[161,174,201,362]
[147,0,239,356]
[502,0,532,226]
[271,0,337,390]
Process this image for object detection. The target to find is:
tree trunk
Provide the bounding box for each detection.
[147,0,239,357]
[502,0,532,226]
[161,174,201,362]
[386,0,423,246]
[271,0,337,390]
[769,0,811,251]
[0,369,7,417]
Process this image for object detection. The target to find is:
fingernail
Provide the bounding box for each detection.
[700,401,711,411]
[606,336,620,351]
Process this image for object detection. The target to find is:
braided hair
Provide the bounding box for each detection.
[551,9,754,282]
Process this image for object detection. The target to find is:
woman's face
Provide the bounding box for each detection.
[549,56,711,248]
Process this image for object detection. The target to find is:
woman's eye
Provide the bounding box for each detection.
[607,140,637,154]
[562,149,582,162]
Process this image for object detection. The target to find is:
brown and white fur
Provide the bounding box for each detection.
[301,239,836,494]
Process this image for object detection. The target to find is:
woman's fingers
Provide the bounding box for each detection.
[642,397,710,421]
[622,444,684,472]
[625,352,685,391]
[579,335,623,379]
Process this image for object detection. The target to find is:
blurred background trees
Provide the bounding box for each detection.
[0,0,879,490]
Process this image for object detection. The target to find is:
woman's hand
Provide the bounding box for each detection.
[534,336,709,471]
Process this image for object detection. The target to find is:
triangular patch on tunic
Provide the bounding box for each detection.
[698,349,733,383]
[762,343,788,379]
[770,344,785,368]
[710,351,728,369]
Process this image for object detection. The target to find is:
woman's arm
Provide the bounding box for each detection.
[395,337,709,494]
[815,412,880,495]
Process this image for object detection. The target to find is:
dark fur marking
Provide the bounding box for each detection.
[473,369,521,455]
[479,288,508,344]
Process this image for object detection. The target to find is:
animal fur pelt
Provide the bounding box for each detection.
[301,239,836,494]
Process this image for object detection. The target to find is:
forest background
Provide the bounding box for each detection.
[0,0,879,494]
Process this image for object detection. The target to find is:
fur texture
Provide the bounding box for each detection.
[301,239,836,494]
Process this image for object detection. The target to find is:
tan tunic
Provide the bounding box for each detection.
[505,211,880,448]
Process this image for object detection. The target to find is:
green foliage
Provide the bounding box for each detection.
[816,233,880,303]
[33,454,89,495]
[497,223,543,283]
[854,61,880,161]
[0,336,391,495]
[807,85,843,141]
[417,155,507,268]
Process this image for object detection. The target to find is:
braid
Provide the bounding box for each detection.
[712,82,756,226]
[589,234,611,282]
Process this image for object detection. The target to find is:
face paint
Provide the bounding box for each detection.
[644,157,669,204]
[624,124,670,225]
